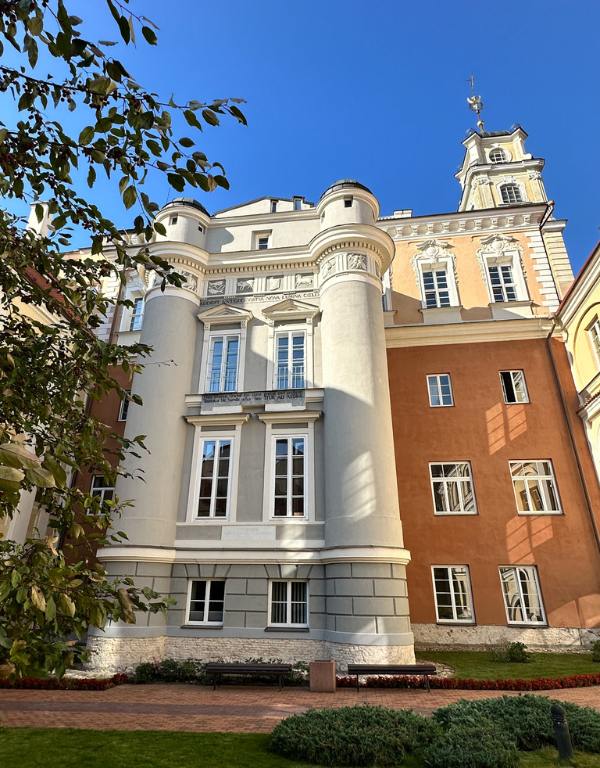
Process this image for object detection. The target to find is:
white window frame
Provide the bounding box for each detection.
[489,147,507,164]
[129,296,144,332]
[499,566,546,626]
[90,475,115,512]
[197,307,251,395]
[420,266,451,309]
[118,391,131,422]
[499,182,524,204]
[254,230,272,250]
[266,319,315,391]
[274,330,306,390]
[509,460,562,515]
[416,257,459,310]
[500,370,529,404]
[429,462,477,515]
[187,426,242,523]
[484,251,528,304]
[431,565,474,624]
[268,580,309,627]
[427,374,454,407]
[587,318,600,369]
[185,579,225,626]
[261,417,316,523]
[202,331,242,394]
[270,434,307,519]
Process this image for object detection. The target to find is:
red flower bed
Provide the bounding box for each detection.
[336,672,600,691]
[0,673,129,690]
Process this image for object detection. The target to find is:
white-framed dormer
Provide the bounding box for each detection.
[259,411,320,523]
[196,304,253,394]
[476,234,532,320]
[411,240,461,325]
[262,299,320,390]
[185,414,248,523]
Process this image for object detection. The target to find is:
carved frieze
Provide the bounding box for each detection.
[267,275,283,291]
[295,273,314,289]
[207,279,226,296]
[236,277,254,294]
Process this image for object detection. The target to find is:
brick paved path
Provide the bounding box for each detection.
[1,684,600,733]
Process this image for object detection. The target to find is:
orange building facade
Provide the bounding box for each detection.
[382,126,600,648]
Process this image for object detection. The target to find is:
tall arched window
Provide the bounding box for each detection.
[500,183,523,204]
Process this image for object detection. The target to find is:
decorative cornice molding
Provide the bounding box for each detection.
[196,302,253,327]
[385,317,553,348]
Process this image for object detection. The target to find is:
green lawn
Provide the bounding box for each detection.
[420,651,600,680]
[0,729,598,768]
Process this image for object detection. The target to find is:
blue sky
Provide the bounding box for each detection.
[7,1,600,271]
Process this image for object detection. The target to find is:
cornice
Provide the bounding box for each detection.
[380,204,547,242]
[385,316,553,348]
[309,223,395,270]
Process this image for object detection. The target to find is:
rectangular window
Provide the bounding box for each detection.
[293,197,302,211]
[488,264,517,302]
[197,439,232,518]
[269,580,308,626]
[130,297,144,331]
[170,215,178,226]
[499,566,545,625]
[422,269,450,308]
[258,235,269,250]
[344,197,353,208]
[118,392,130,422]
[206,334,239,393]
[427,374,453,407]
[273,436,305,518]
[429,462,476,515]
[509,460,561,515]
[275,332,305,389]
[588,319,600,366]
[432,566,474,623]
[500,370,529,404]
[187,580,225,624]
[270,199,277,213]
[90,475,114,506]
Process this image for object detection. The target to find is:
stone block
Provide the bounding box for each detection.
[376,616,411,634]
[310,595,326,614]
[226,579,247,595]
[223,611,246,629]
[214,564,232,578]
[334,578,373,597]
[279,564,299,579]
[309,579,327,596]
[226,594,267,613]
[136,562,171,578]
[309,613,326,630]
[326,564,351,579]
[394,597,410,616]
[374,579,405,597]
[392,563,408,579]
[198,564,216,579]
[169,577,189,595]
[172,564,188,578]
[353,597,395,616]
[244,612,268,629]
[265,564,281,579]
[335,616,376,634]
[105,561,135,577]
[247,579,268,595]
[326,614,336,632]
[147,611,168,628]
[152,577,172,594]
[351,563,392,578]
[326,596,353,615]
[325,579,336,596]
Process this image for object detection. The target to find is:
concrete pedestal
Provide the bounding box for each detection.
[309,660,337,692]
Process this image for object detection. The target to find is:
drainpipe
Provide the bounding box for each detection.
[546,319,600,553]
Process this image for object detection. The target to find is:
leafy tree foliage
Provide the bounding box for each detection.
[0,0,245,677]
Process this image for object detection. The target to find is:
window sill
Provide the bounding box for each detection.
[489,301,533,320]
[181,624,224,630]
[420,306,463,326]
[506,623,548,629]
[436,621,476,626]
[516,511,563,516]
[264,626,310,633]
[433,512,478,517]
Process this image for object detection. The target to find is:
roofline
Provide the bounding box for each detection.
[462,125,528,146]
[557,240,600,315]
[214,195,315,216]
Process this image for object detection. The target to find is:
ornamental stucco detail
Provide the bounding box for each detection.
[475,234,525,282]
[295,273,314,289]
[207,279,226,296]
[236,277,254,294]
[410,239,457,285]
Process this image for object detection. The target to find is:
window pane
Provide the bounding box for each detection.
[207,581,225,622]
[291,497,304,517]
[433,481,446,512]
[274,498,287,516]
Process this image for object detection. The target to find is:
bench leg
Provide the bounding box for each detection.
[356,674,359,693]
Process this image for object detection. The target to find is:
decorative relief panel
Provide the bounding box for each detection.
[267,275,283,292]
[295,273,314,289]
[207,279,225,296]
[177,270,199,293]
[320,257,337,280]
[347,253,368,271]
[236,277,254,294]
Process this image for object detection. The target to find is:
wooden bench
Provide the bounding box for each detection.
[347,663,437,692]
[204,662,292,690]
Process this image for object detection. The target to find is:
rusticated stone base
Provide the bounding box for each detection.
[413,623,600,650]
[86,635,415,674]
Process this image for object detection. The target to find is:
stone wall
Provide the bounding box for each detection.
[413,623,600,650]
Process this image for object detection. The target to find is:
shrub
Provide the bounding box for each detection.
[591,640,600,663]
[0,674,128,690]
[490,642,530,663]
[132,659,204,683]
[270,705,439,766]
[433,695,600,753]
[423,721,519,768]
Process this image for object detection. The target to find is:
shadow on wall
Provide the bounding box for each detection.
[486,403,528,454]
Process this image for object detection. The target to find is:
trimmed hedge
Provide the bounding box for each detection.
[433,695,600,753]
[336,671,600,690]
[0,673,128,690]
[423,721,519,768]
[270,705,439,766]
